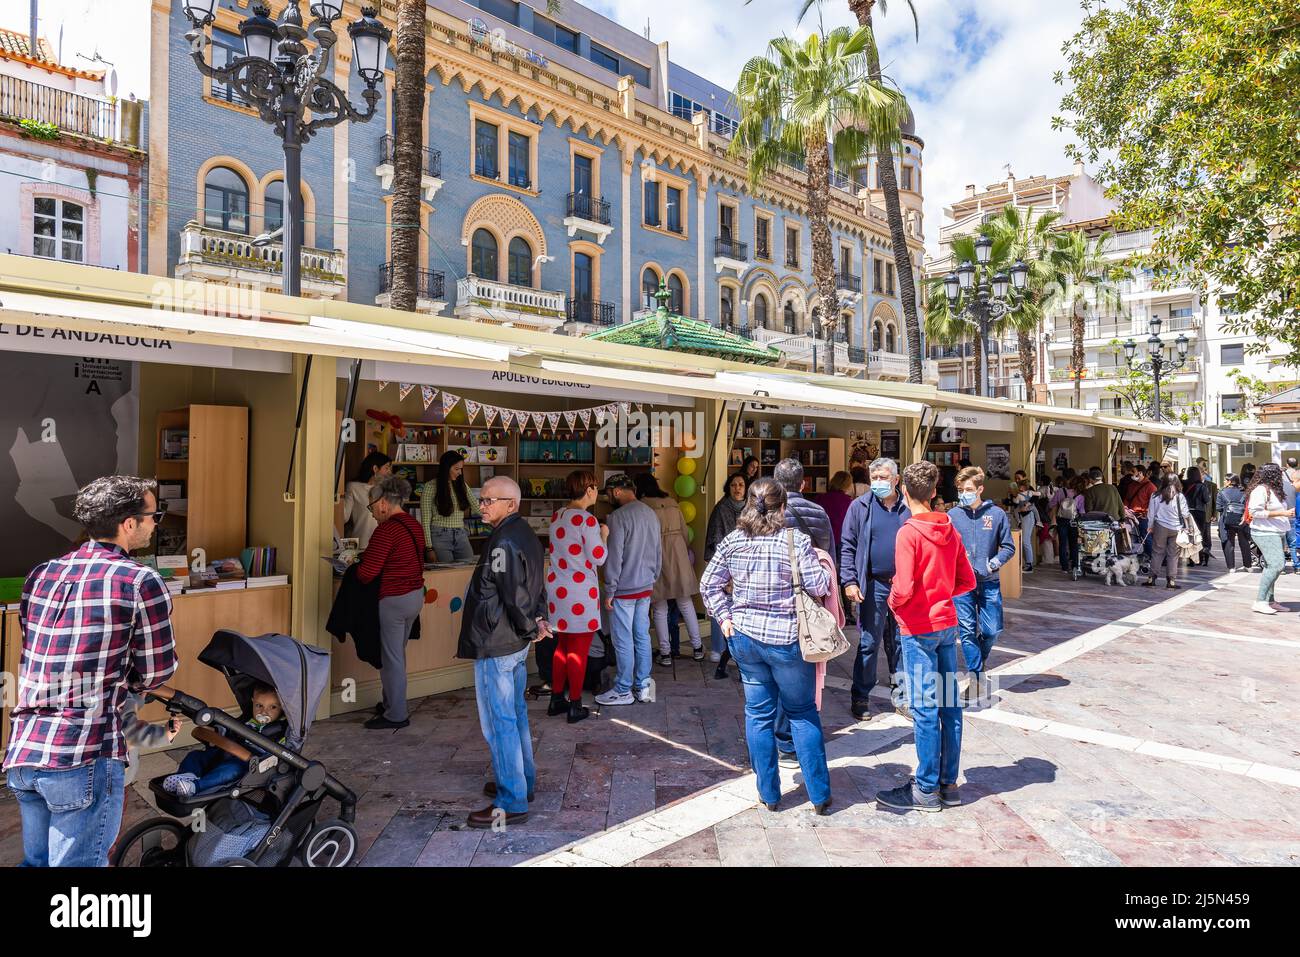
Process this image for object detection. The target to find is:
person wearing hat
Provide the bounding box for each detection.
[594,474,662,706]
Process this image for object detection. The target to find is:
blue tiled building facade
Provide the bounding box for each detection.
[147,0,928,376]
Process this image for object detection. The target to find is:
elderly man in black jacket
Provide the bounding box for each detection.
[457,476,549,829]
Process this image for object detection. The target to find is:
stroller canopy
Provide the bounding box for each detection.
[198,631,331,751]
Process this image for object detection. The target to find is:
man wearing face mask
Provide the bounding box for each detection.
[948,467,1016,704]
[840,458,911,721]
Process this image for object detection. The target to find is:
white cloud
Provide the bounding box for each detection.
[0,0,151,99]
[597,0,1090,256]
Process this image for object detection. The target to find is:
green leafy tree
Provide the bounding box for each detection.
[1055,0,1300,365]
[1222,369,1300,423]
[730,26,907,375]
[1103,340,1202,425]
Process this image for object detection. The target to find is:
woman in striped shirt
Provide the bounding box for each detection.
[421,450,479,562]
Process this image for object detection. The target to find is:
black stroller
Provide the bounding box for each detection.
[112,630,358,868]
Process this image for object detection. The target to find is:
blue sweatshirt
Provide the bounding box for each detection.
[948,500,1016,582]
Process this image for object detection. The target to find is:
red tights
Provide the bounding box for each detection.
[551,631,593,700]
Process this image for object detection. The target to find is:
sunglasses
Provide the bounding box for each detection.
[135,509,166,523]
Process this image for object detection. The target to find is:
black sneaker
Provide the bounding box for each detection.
[778,751,799,769]
[939,784,961,807]
[851,699,870,720]
[657,653,673,667]
[876,781,941,812]
[692,646,705,662]
[364,715,410,731]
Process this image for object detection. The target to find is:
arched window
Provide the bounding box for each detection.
[471,228,498,280]
[263,180,284,235]
[753,293,769,329]
[872,322,882,351]
[508,236,532,286]
[204,166,249,234]
[885,324,897,353]
[642,266,661,308]
[720,286,735,330]
[667,273,685,315]
[783,301,796,334]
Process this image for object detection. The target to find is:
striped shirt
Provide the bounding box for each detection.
[700,527,829,645]
[420,483,480,535]
[357,511,428,599]
[3,541,177,771]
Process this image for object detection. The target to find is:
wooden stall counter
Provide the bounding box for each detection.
[999,529,1023,600]
[2,609,20,756]
[329,564,478,714]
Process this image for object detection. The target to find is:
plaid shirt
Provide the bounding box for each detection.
[700,528,829,645]
[3,541,177,771]
[420,484,479,534]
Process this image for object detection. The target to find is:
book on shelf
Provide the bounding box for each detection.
[160,429,189,460]
[799,422,816,439]
[158,481,185,500]
[192,557,246,590]
[239,546,277,578]
[247,575,289,588]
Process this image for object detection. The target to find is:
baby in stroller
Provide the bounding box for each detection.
[162,683,288,798]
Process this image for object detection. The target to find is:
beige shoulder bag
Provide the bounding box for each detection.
[785,529,850,663]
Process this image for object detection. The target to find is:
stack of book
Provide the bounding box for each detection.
[193,557,247,591]
[247,574,289,589]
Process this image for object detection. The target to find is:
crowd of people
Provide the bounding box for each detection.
[7,447,1296,863]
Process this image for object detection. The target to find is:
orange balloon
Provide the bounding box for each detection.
[424,589,438,605]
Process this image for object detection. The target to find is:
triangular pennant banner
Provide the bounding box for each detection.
[562,411,577,430]
[618,401,632,417]
[635,403,643,413]
[442,391,460,415]
[420,385,437,410]
[529,411,544,430]
[577,409,592,429]
[504,410,520,430]
[483,406,499,428]
[594,406,608,426]
[377,381,389,392]
[398,383,415,401]
[545,412,561,430]
[464,399,482,422]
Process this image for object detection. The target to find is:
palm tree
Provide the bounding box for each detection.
[390,0,426,313]
[730,26,908,375]
[980,205,1062,400]
[1043,230,1128,409]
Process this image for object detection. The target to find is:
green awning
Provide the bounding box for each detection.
[585,299,781,365]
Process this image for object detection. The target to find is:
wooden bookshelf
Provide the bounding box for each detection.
[155,405,248,561]
[730,436,846,491]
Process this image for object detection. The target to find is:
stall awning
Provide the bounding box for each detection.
[0,289,509,370]
[1091,413,1185,440]
[1185,428,1241,447]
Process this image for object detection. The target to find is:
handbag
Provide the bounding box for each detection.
[1175,498,1202,560]
[785,529,850,663]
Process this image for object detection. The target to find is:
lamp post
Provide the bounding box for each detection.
[1122,316,1190,422]
[943,236,1029,397]
[181,0,389,297]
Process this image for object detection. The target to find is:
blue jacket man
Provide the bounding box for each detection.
[948,467,1016,700]
[839,459,910,719]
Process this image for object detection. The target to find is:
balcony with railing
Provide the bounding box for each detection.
[454,275,566,330]
[836,272,862,294]
[564,192,613,244]
[714,236,749,274]
[562,297,618,333]
[1047,356,1203,385]
[175,222,346,298]
[375,134,443,199]
[0,74,117,141]
[376,262,446,313]
[1049,312,1200,346]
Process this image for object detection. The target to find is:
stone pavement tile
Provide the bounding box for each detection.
[636,828,720,866]
[561,755,613,812]
[350,792,403,860]
[716,825,774,866]
[767,828,831,866]
[1004,801,1124,866]
[1200,841,1300,866]
[813,828,887,867]
[1097,837,1235,867]
[470,830,589,866]
[360,809,445,867]
[414,829,483,866]
[607,768,656,826]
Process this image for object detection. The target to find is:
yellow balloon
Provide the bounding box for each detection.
[676,456,697,476]
[679,500,697,523]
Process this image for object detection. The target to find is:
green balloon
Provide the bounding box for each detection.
[685,525,695,545]
[673,475,697,499]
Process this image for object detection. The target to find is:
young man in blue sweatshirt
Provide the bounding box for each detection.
[948,467,1016,703]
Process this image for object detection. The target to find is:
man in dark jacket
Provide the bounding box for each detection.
[457,476,549,829]
[840,457,910,720]
[774,458,833,553]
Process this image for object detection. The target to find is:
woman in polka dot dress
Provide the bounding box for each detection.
[544,470,608,723]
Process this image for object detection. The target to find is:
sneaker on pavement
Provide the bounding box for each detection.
[777,751,799,769]
[657,653,672,667]
[851,699,870,721]
[895,699,913,721]
[1252,601,1278,615]
[876,781,941,812]
[595,689,635,706]
[692,645,705,661]
[939,784,961,807]
[636,679,656,703]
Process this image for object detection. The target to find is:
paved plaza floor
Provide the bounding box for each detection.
[3,562,1299,867]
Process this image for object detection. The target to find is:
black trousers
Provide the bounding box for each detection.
[1190,510,1211,562]
[1220,523,1252,569]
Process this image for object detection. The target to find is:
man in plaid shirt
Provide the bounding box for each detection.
[4,475,177,866]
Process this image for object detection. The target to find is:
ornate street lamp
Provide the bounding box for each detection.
[182,1,390,297]
[944,236,1028,398]
[1122,318,1189,422]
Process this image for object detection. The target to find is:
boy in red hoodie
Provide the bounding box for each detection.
[878,461,976,812]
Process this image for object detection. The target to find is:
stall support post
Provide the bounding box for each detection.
[899,417,918,468]
[698,397,730,573]
[288,353,338,716]
[1013,414,1035,483]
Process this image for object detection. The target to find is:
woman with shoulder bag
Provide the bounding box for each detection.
[700,478,833,815]
[1245,463,1294,615]
[1217,474,1251,572]
[1145,475,1192,589]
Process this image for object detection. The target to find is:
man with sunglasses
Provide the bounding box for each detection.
[4,475,177,867]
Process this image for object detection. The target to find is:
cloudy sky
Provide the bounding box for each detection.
[7,0,1091,256]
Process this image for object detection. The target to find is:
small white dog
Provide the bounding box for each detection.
[1092,553,1140,586]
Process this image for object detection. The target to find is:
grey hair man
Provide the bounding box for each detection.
[773,457,832,554]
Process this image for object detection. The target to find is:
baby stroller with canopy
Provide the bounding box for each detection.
[112,630,358,868]
[1071,511,1126,581]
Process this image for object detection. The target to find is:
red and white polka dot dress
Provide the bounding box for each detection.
[545,507,607,634]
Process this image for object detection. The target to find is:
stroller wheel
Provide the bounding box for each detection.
[300,819,358,868]
[111,817,190,868]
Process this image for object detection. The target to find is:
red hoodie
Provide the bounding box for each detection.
[887,511,977,636]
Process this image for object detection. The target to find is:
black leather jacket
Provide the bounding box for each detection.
[457,513,547,660]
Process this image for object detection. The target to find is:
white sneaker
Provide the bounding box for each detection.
[637,679,656,703]
[1252,601,1278,615]
[162,772,198,796]
[595,689,635,706]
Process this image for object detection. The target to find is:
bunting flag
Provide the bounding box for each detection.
[562,411,577,430]
[594,406,608,426]
[618,401,632,417]
[464,399,482,422]
[635,403,643,412]
[545,411,561,430]
[483,406,499,428]
[377,381,390,392]
[502,410,519,430]
[531,411,546,430]
[577,409,592,429]
[442,391,460,416]
[398,383,415,401]
[420,385,437,411]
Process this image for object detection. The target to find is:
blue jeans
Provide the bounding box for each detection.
[851,578,902,702]
[427,526,473,563]
[1290,517,1300,568]
[610,595,652,696]
[955,578,1003,675]
[900,626,962,794]
[7,758,125,867]
[473,646,535,814]
[178,747,247,792]
[727,631,831,806]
